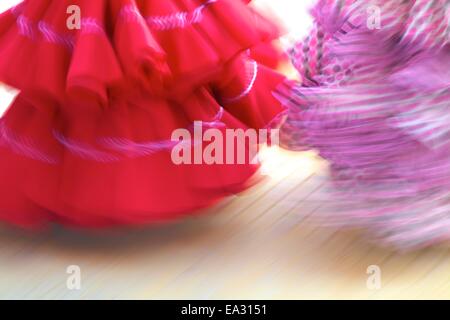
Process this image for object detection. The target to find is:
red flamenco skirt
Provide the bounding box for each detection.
[0,0,286,228]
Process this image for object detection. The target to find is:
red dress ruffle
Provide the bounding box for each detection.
[0,0,286,228]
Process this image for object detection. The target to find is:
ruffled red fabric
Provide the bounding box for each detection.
[0,0,281,102]
[0,0,286,228]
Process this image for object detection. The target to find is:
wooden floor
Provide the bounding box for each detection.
[0,149,449,299]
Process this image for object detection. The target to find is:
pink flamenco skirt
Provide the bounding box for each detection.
[0,0,286,228]
[278,0,450,250]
